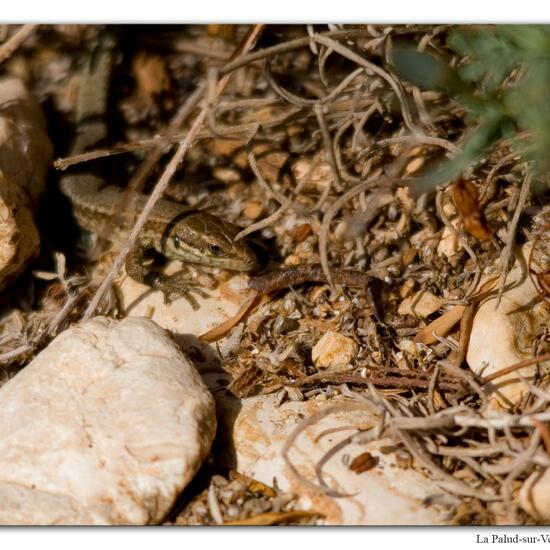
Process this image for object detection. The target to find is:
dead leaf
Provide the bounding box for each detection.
[212,138,244,158]
[206,24,236,41]
[398,289,443,318]
[243,201,264,220]
[229,470,277,498]
[414,305,467,345]
[414,276,500,345]
[199,292,263,343]
[349,452,379,474]
[452,179,492,242]
[291,223,312,243]
[132,51,170,102]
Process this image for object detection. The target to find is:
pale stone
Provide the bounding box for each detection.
[410,227,433,247]
[398,339,420,355]
[399,278,415,299]
[403,156,426,178]
[213,166,240,184]
[437,224,461,259]
[467,244,550,409]
[211,389,446,525]
[0,316,216,525]
[519,469,550,521]
[291,158,332,191]
[398,289,443,318]
[119,265,253,337]
[243,201,264,220]
[311,331,358,370]
[395,186,415,212]
[0,77,52,292]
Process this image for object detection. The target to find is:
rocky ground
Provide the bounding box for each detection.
[0,24,547,525]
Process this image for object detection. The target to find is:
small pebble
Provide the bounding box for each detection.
[311,331,358,370]
[213,166,241,184]
[243,201,264,220]
[212,474,229,487]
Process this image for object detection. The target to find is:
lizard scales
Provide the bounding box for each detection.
[61,174,257,273]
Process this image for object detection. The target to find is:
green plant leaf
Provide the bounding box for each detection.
[392,47,460,93]
[411,116,503,195]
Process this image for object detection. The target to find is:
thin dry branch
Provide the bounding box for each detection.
[312,33,417,132]
[370,386,500,501]
[281,401,375,497]
[481,353,550,384]
[496,171,532,308]
[314,102,343,194]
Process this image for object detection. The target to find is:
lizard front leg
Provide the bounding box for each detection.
[125,245,207,310]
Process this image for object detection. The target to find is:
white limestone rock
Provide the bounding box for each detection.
[0,77,52,292]
[212,389,446,525]
[467,244,550,409]
[312,331,358,370]
[119,266,252,337]
[519,468,550,521]
[0,316,216,525]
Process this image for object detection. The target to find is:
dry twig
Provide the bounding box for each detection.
[495,171,532,308]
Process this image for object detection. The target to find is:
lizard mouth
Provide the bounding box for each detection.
[180,250,257,272]
[208,255,257,272]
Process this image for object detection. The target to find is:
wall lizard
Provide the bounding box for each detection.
[60,174,257,309]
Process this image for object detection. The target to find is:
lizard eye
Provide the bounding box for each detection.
[173,235,181,248]
[208,244,223,256]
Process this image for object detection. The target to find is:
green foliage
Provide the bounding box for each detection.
[392,25,550,189]
[390,47,458,92]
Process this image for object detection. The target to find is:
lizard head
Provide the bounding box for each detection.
[161,210,257,271]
